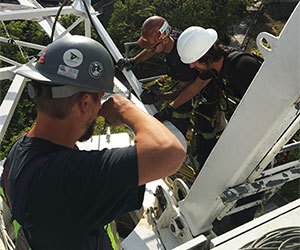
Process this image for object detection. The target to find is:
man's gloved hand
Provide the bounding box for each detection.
[116,58,135,71]
[140,89,157,104]
[154,105,174,122]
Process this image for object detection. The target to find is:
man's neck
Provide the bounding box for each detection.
[28,113,78,149]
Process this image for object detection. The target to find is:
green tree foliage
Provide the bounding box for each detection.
[0,81,36,160]
[0,20,50,65]
[0,20,48,159]
[59,14,84,34]
[94,116,128,135]
[107,0,255,53]
[107,0,156,53]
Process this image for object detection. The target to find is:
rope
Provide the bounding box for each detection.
[1,20,29,61]
[240,226,300,250]
[50,0,70,42]
[0,197,15,250]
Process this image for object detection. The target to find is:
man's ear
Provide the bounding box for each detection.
[77,93,91,114]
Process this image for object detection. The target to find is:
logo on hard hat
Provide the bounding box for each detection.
[89,61,104,79]
[63,49,83,67]
[38,48,48,64]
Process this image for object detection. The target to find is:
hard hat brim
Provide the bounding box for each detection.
[15,63,52,83]
[15,63,114,93]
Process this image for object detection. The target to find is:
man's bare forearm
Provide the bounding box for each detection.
[99,95,186,185]
[133,49,156,63]
[170,77,211,109]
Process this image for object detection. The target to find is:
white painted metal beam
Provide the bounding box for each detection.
[0,75,27,144]
[179,2,300,236]
[0,66,16,81]
[0,7,74,21]
[0,55,22,67]
[12,0,72,40]
[0,37,45,51]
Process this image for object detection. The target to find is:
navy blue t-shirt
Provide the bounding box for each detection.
[3,135,144,250]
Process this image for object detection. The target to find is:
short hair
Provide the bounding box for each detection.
[197,41,225,64]
[35,93,81,119]
[33,82,99,120]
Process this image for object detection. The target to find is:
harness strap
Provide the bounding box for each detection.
[2,156,49,250]
[142,79,164,89]
[223,50,263,75]
[222,51,249,76]
[104,223,120,250]
[194,110,215,123]
[194,110,227,139]
[1,156,49,250]
[172,111,192,119]
[222,50,263,96]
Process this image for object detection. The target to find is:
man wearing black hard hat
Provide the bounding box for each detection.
[1,35,185,250]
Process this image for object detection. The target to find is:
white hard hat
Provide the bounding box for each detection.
[177,26,218,64]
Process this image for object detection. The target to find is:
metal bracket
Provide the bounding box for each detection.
[217,161,300,220]
[152,185,194,244]
[221,162,300,205]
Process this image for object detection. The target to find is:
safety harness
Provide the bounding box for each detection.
[0,154,49,250]
[220,50,264,102]
[191,75,223,138]
[0,139,119,250]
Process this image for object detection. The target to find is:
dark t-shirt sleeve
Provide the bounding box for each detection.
[229,55,261,98]
[165,38,199,82]
[45,145,144,227]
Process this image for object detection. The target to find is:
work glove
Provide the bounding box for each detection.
[140,89,157,104]
[116,58,135,71]
[154,105,174,122]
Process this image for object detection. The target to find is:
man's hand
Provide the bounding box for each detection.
[154,105,174,122]
[99,95,185,186]
[140,89,157,104]
[98,94,134,126]
[116,58,135,71]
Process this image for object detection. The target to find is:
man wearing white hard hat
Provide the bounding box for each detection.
[177,26,263,229]
[177,26,262,103]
